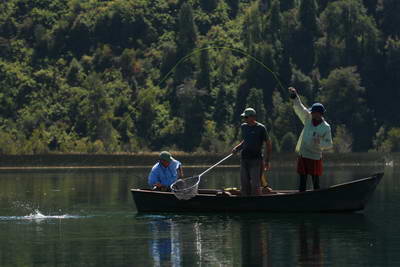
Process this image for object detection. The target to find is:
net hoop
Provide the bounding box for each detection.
[170,176,200,200]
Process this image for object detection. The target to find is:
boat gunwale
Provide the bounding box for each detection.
[130,172,384,198]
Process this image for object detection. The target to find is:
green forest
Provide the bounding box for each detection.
[0,0,399,154]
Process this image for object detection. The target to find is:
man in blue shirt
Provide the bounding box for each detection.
[148,151,184,191]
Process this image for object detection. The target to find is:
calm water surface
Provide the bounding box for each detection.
[0,163,399,266]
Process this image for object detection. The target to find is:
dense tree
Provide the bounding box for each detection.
[332,124,353,152]
[294,0,319,73]
[319,67,371,151]
[380,37,400,123]
[66,58,84,86]
[266,0,282,41]
[271,91,298,143]
[176,79,205,151]
[259,0,272,12]
[374,127,400,152]
[246,88,266,123]
[135,81,161,147]
[245,43,277,106]
[318,0,330,13]
[381,0,400,37]
[213,87,231,128]
[291,67,314,100]
[81,73,119,152]
[280,0,296,12]
[201,0,219,12]
[363,0,378,16]
[0,0,399,153]
[280,132,297,152]
[69,14,91,57]
[242,2,264,48]
[318,0,379,79]
[174,3,198,84]
[299,0,319,34]
[226,0,240,17]
[197,48,212,93]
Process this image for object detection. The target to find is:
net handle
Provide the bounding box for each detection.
[198,153,233,178]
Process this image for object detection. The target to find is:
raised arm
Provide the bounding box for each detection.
[289,87,311,125]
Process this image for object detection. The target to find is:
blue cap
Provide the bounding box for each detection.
[309,103,325,114]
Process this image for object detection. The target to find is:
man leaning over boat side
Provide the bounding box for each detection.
[232,108,272,196]
[148,151,184,191]
[289,87,333,192]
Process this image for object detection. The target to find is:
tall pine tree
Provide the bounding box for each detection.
[175,3,198,85]
[381,0,400,37]
[294,0,319,74]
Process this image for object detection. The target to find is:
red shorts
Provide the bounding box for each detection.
[297,156,323,176]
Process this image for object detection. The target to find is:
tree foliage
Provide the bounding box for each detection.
[0,0,398,154]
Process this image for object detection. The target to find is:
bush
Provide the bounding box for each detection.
[24,125,51,154]
[333,125,353,153]
[280,132,297,152]
[89,140,105,154]
[0,130,18,154]
[380,128,400,152]
[269,132,281,153]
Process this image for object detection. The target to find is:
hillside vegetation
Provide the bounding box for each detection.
[1,0,400,154]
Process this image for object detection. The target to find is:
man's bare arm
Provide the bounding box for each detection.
[232,140,244,154]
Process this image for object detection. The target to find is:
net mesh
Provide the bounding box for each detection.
[170,176,200,200]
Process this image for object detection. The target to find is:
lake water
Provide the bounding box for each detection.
[0,163,399,266]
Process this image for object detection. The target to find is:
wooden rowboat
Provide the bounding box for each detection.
[131,173,383,213]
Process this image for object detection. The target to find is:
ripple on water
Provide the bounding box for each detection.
[0,210,84,222]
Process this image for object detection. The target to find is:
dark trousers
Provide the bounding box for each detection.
[299,175,320,192]
[240,159,262,196]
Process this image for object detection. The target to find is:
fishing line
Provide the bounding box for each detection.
[157,46,286,92]
[56,46,287,168]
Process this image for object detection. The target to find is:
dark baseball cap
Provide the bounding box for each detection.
[309,103,325,114]
[159,151,172,162]
[241,108,256,117]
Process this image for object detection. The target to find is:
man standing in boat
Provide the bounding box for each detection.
[289,87,333,192]
[232,108,272,196]
[148,151,184,191]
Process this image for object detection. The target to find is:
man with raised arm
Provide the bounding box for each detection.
[289,87,333,192]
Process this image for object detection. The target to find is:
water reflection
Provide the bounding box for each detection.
[294,214,372,267]
[142,213,372,266]
[240,221,271,266]
[143,215,233,266]
[297,222,323,267]
[149,218,181,266]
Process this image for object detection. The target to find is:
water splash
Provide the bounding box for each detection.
[24,209,80,220]
[0,209,83,222]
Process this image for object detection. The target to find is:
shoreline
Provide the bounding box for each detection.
[0,152,392,171]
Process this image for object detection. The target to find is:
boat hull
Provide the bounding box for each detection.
[131,173,383,213]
